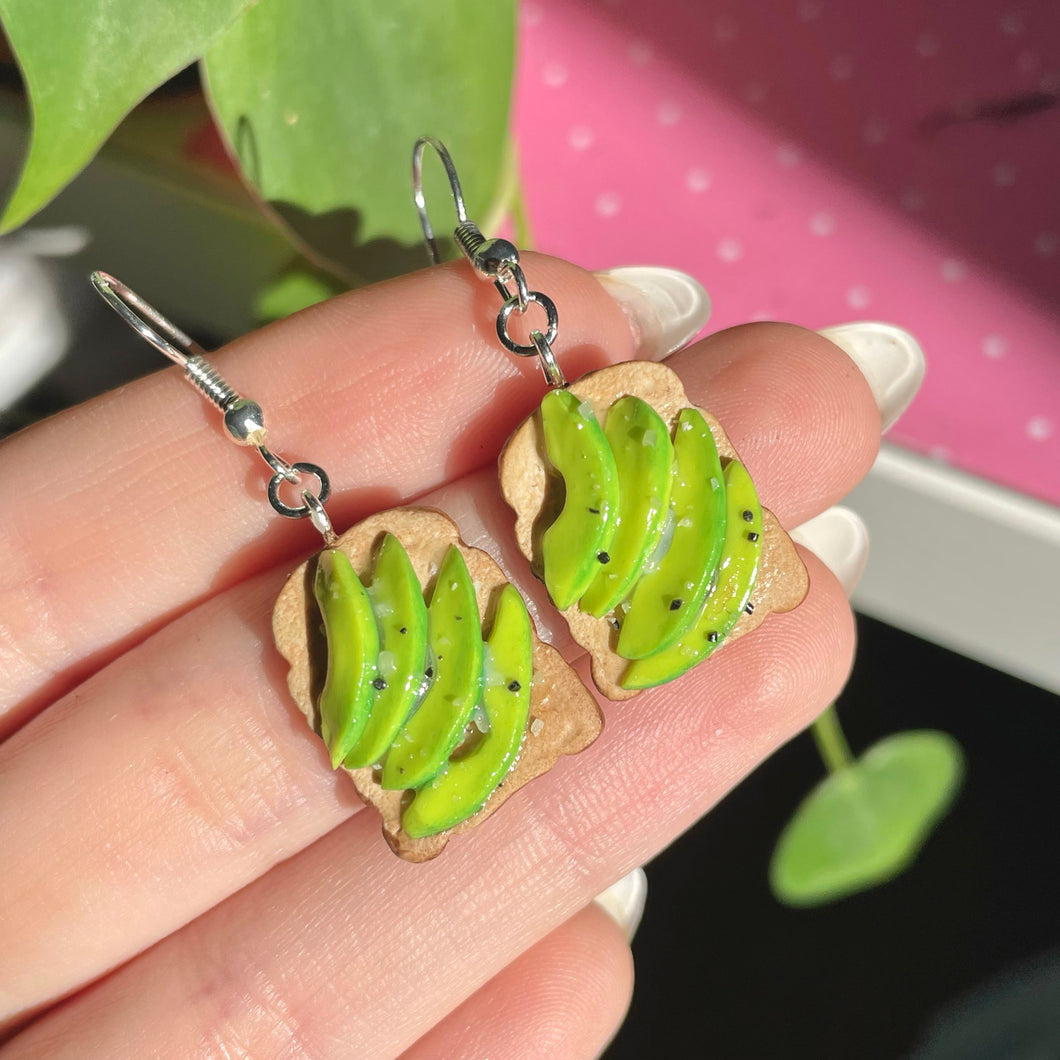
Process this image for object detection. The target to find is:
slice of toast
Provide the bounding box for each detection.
[273,508,603,861]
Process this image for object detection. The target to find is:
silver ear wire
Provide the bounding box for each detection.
[410,137,565,389]
[89,271,335,543]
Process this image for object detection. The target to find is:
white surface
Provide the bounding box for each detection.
[848,444,1060,694]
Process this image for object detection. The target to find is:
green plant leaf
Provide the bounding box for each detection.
[255,261,347,323]
[770,730,965,907]
[0,0,254,231]
[201,0,516,283]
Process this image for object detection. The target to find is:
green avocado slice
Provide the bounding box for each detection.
[616,408,727,659]
[381,546,484,791]
[579,396,674,618]
[402,584,534,838]
[539,389,620,610]
[621,459,763,689]
[343,534,429,769]
[313,549,379,768]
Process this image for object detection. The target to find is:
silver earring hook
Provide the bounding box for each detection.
[89,270,336,545]
[409,137,566,388]
[91,271,206,366]
[412,136,469,266]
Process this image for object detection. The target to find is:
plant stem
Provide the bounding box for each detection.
[510,180,535,250]
[812,704,854,773]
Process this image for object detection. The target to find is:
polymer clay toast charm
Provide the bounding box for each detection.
[499,361,809,700]
[90,271,601,863]
[272,509,601,861]
[411,138,809,702]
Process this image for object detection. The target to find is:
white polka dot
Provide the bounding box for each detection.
[657,101,682,126]
[1027,416,1053,441]
[715,16,739,42]
[810,211,836,236]
[542,62,568,87]
[981,334,1008,359]
[628,40,653,65]
[1000,11,1024,35]
[797,0,824,20]
[915,32,939,57]
[744,82,769,105]
[992,162,1017,187]
[829,54,854,80]
[863,118,888,145]
[1034,231,1058,257]
[595,192,622,218]
[567,126,594,151]
[1017,49,1040,74]
[941,258,968,282]
[717,237,744,263]
[846,285,871,310]
[686,168,712,193]
[522,3,543,26]
[901,188,926,212]
[777,142,803,168]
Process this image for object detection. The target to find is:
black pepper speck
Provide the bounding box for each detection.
[597,551,610,564]
[508,680,521,692]
[742,509,754,522]
[707,631,720,643]
[669,598,683,611]
[747,531,760,542]
[372,677,387,690]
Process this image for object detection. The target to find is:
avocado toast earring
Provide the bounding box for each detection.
[412,138,809,702]
[90,271,601,861]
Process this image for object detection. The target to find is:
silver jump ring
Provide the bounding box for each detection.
[531,331,567,388]
[258,444,299,482]
[496,291,559,356]
[498,264,531,312]
[268,462,331,519]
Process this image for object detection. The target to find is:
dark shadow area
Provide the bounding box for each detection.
[268,200,427,287]
[605,613,1060,1059]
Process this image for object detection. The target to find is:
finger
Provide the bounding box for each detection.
[398,903,633,1060]
[0,554,851,1059]
[0,255,637,735]
[0,326,876,1024]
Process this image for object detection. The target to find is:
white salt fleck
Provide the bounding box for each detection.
[677,517,693,528]
[530,718,545,736]
[643,429,658,447]
[377,651,397,678]
[578,400,596,419]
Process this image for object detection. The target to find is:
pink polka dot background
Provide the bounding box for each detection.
[513,0,1060,506]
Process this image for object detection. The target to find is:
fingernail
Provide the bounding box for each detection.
[593,867,648,942]
[816,322,925,433]
[595,266,710,360]
[791,505,870,596]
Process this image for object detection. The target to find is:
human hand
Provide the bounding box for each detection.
[0,255,882,1058]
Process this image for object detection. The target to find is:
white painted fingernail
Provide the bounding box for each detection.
[817,321,925,432]
[791,505,870,597]
[593,867,648,942]
[595,266,710,360]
